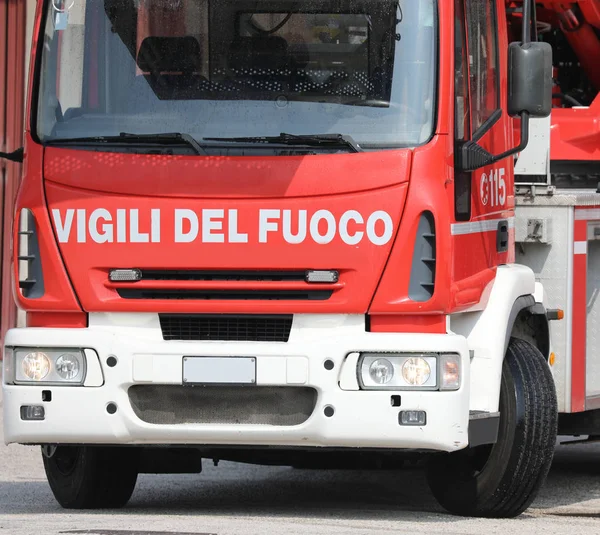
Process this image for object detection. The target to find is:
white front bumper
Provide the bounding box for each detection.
[3,314,470,452]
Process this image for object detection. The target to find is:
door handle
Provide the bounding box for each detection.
[497,220,509,253]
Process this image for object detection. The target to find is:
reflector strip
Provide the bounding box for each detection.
[574,241,588,255]
[451,217,515,236]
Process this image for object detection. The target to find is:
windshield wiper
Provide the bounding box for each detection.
[45,132,207,155]
[203,133,362,153]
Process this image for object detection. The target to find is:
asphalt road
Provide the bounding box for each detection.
[1,417,600,534]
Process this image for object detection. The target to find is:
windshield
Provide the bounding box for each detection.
[36,0,436,150]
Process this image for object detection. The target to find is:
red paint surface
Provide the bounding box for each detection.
[531,2,600,163]
[369,315,446,334]
[571,217,588,412]
[27,311,88,328]
[42,161,410,314]
[43,149,412,198]
[0,0,26,347]
[550,95,600,162]
[11,0,520,323]
[12,139,85,313]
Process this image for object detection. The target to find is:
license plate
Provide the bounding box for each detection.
[182,356,256,385]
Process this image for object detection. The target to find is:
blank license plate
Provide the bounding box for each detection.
[182,357,256,385]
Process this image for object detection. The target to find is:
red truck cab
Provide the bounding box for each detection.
[2,0,556,517]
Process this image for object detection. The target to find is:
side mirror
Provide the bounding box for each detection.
[508,42,553,118]
[458,0,552,172]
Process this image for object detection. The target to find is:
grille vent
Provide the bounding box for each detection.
[18,209,44,298]
[159,314,293,342]
[118,289,332,300]
[408,211,436,302]
[116,270,333,301]
[129,385,317,426]
[141,270,306,281]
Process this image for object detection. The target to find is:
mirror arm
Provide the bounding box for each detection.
[487,0,533,166]
[457,112,530,172]
[522,0,531,44]
[0,147,24,163]
[458,0,537,172]
[489,111,530,164]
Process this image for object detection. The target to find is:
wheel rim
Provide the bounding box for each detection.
[44,445,82,476]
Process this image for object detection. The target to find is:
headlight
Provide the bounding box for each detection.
[22,352,51,381]
[13,348,87,385]
[402,357,431,386]
[369,358,394,384]
[359,353,460,391]
[55,353,82,380]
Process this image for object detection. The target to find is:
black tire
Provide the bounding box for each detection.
[427,337,557,518]
[42,445,140,509]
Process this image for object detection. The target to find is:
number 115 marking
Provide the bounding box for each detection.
[480,168,506,208]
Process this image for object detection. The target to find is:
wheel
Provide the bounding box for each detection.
[427,337,557,518]
[42,445,140,509]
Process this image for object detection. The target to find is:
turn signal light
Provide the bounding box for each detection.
[305,270,339,283]
[547,309,564,321]
[109,269,142,282]
[440,354,461,390]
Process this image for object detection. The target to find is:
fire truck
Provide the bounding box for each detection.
[1,0,599,518]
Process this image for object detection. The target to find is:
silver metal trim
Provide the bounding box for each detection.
[575,209,600,221]
[451,217,515,236]
[585,395,600,411]
[182,356,257,385]
[469,411,500,420]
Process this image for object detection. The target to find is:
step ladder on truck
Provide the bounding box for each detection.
[0,0,598,518]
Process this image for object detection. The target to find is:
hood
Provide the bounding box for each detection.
[44,148,411,314]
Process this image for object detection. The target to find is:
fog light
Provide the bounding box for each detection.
[55,354,81,380]
[22,352,51,381]
[399,410,426,426]
[20,405,45,421]
[441,354,460,390]
[401,357,431,386]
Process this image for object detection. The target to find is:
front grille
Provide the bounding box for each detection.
[159,314,293,342]
[129,385,317,426]
[117,289,332,300]
[141,270,306,281]
[111,269,339,301]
